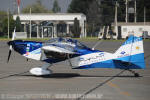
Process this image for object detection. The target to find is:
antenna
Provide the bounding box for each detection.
[92,39,103,50]
[17,0,20,14]
[13,0,17,14]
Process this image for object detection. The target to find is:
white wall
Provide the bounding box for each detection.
[121,25,150,38]
[15,32,27,39]
[13,13,87,38]
[13,14,86,21]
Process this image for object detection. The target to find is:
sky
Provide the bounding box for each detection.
[0,0,72,13]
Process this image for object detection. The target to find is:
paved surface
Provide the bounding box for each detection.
[0,40,150,100]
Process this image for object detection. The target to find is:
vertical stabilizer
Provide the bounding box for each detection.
[114,35,145,69]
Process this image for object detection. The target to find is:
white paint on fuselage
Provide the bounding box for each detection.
[23,48,41,60]
[70,52,113,67]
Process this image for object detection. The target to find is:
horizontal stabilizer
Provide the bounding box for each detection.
[113,58,145,69]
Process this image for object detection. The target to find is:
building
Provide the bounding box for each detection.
[13,13,87,38]
[113,22,150,39]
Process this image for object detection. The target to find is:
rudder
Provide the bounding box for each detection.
[114,35,145,69]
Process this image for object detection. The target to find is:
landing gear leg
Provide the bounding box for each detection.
[30,63,52,76]
[127,69,139,77]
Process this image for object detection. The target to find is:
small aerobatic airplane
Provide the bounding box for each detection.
[7,28,145,76]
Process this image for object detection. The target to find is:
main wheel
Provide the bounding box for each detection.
[134,73,139,77]
[30,67,52,76]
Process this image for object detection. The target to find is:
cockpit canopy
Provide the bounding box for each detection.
[44,37,89,49]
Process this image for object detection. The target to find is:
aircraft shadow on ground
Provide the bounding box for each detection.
[18,72,142,79]
[0,70,142,80]
[145,54,150,59]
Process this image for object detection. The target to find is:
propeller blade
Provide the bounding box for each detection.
[7,27,16,63]
[7,49,12,63]
[7,42,13,63]
[12,27,16,40]
[9,45,12,50]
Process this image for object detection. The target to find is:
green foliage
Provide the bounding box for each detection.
[52,0,61,13]
[68,0,93,15]
[1,18,8,35]
[87,1,102,33]
[68,0,150,32]
[117,0,126,22]
[1,16,15,37]
[0,10,15,37]
[68,0,99,36]
[100,2,115,25]
[15,16,22,32]
[0,11,7,34]
[137,0,150,22]
[73,18,80,38]
[22,0,51,13]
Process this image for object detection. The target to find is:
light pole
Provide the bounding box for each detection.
[7,8,10,39]
[115,1,119,38]
[30,8,32,38]
[144,7,146,25]
[125,0,128,23]
[134,0,136,23]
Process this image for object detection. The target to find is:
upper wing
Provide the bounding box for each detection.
[40,45,79,60]
[42,45,76,54]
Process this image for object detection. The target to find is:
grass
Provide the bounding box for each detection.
[0,37,150,42]
[0,37,10,41]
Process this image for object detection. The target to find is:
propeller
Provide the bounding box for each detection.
[7,45,12,63]
[7,27,16,63]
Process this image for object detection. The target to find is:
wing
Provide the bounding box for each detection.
[42,45,76,54]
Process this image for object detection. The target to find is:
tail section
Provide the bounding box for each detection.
[114,35,145,69]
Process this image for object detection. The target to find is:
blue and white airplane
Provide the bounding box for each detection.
[7,29,145,76]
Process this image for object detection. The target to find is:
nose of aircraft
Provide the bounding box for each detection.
[7,40,22,63]
[7,41,14,46]
[7,41,14,63]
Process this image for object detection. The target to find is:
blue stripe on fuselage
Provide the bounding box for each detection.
[13,40,42,55]
[75,49,102,55]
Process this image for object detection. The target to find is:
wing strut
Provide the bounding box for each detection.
[67,54,78,69]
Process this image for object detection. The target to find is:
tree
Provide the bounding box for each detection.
[22,0,51,13]
[117,0,126,22]
[52,0,61,13]
[0,11,7,35]
[68,0,92,15]
[68,0,99,35]
[87,1,102,34]
[100,1,115,26]
[15,16,22,32]
[68,0,150,25]
[137,0,150,22]
[0,10,15,37]
[73,18,80,38]
[1,16,15,37]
